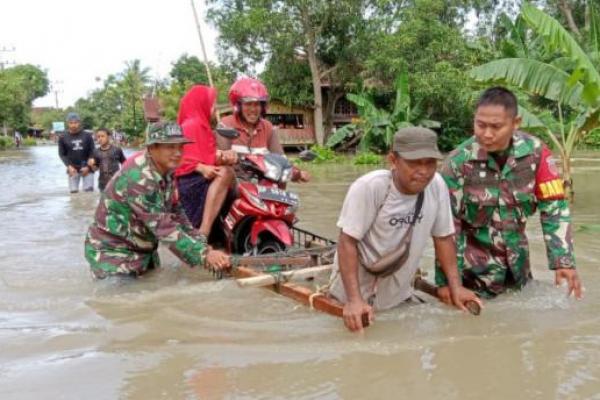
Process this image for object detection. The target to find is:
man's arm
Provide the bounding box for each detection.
[267,128,284,155]
[337,231,373,332]
[118,148,126,164]
[434,235,482,311]
[84,133,95,160]
[435,159,465,286]
[535,146,582,298]
[216,134,232,151]
[539,199,582,298]
[58,136,71,167]
[129,189,210,267]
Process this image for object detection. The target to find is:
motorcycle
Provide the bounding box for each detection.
[214,127,315,255]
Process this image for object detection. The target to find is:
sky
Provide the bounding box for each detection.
[0,0,220,108]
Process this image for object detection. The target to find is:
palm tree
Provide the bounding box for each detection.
[119,60,151,137]
[469,2,600,199]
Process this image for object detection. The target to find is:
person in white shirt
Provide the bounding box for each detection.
[329,127,482,332]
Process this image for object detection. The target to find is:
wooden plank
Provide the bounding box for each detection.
[233,266,344,318]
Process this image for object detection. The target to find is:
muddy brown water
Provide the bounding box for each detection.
[1,146,599,399]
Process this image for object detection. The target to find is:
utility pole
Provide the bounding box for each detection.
[50,80,64,109]
[0,46,16,135]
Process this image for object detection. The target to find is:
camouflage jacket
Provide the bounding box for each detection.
[85,150,207,277]
[435,131,576,296]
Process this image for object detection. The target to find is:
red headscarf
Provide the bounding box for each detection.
[175,85,217,177]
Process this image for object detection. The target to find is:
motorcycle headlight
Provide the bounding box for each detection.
[264,160,281,181]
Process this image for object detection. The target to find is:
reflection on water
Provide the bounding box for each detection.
[1,146,599,399]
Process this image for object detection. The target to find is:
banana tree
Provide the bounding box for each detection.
[470,3,600,200]
[519,105,599,199]
[326,69,439,153]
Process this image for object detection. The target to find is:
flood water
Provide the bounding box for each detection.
[1,145,600,399]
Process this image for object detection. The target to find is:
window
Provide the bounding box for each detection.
[266,114,305,129]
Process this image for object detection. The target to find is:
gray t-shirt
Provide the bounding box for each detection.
[329,170,454,311]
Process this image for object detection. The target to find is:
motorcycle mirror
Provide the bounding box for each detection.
[298,149,318,162]
[215,127,239,139]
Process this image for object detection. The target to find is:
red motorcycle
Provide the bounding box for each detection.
[215,127,315,255]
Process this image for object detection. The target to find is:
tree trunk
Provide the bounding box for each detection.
[323,89,344,141]
[306,43,325,145]
[563,153,574,202]
[557,0,581,37]
[299,6,325,146]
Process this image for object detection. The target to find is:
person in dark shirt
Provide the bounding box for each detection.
[58,112,95,193]
[89,128,126,191]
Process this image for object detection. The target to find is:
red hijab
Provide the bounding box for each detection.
[175,85,217,177]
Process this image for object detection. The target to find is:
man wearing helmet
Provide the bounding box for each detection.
[219,77,310,182]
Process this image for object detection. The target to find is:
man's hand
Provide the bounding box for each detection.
[555,268,583,299]
[298,170,310,182]
[217,150,238,166]
[205,249,231,271]
[437,285,483,312]
[342,299,374,332]
[67,165,77,176]
[197,165,222,180]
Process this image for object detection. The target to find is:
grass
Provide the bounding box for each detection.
[23,137,37,146]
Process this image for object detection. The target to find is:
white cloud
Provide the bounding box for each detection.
[0,0,219,108]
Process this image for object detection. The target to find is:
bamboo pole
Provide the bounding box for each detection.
[236,264,333,288]
[190,0,215,88]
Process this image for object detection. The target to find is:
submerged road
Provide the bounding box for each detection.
[1,145,600,399]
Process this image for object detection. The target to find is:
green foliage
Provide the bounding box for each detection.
[0,64,49,132]
[582,127,600,148]
[326,123,358,148]
[261,49,314,107]
[328,69,440,153]
[22,137,37,146]
[363,0,483,149]
[158,54,235,121]
[308,145,340,163]
[207,0,375,143]
[0,136,15,150]
[471,3,600,198]
[72,60,151,137]
[30,108,65,133]
[353,152,383,165]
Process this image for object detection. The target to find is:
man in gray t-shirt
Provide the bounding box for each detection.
[330,127,481,332]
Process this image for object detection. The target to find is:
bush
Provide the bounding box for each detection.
[309,145,341,164]
[353,152,383,165]
[23,137,37,146]
[0,136,15,150]
[582,129,600,149]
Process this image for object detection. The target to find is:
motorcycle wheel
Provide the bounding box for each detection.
[255,234,286,255]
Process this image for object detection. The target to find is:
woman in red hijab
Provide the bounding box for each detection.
[175,85,237,237]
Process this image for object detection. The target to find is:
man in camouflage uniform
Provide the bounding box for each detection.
[85,122,230,278]
[435,87,583,299]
